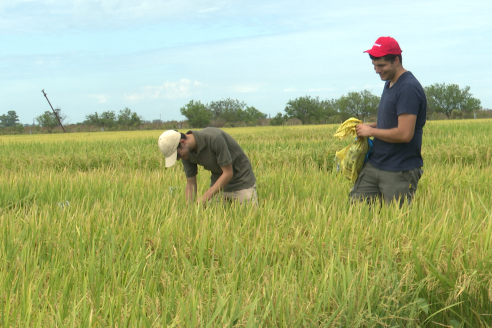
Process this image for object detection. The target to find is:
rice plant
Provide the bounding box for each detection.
[0,120,491,327]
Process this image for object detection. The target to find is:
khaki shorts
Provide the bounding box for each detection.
[350,162,422,206]
[213,184,258,205]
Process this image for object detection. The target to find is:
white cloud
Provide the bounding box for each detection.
[87,94,109,103]
[198,7,219,13]
[361,84,385,91]
[306,87,334,92]
[230,84,263,93]
[0,0,38,10]
[0,0,231,31]
[124,79,202,101]
[3,0,491,39]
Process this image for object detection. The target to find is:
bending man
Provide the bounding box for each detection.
[158,128,257,205]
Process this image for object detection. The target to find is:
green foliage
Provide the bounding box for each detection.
[284,96,336,124]
[425,83,481,118]
[102,111,118,128]
[451,109,463,119]
[85,110,129,130]
[35,108,66,133]
[336,90,380,121]
[118,108,142,130]
[84,112,100,126]
[0,110,24,134]
[209,98,245,122]
[269,112,287,126]
[0,110,20,127]
[207,98,267,125]
[180,100,213,128]
[242,106,267,125]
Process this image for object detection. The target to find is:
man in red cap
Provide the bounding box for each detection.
[352,37,427,206]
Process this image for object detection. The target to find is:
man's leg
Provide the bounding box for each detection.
[350,162,382,204]
[379,168,422,206]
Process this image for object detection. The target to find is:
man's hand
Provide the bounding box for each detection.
[355,123,374,138]
[197,163,233,205]
[358,114,416,143]
[197,195,208,206]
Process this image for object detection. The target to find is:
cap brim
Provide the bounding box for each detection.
[165,149,178,167]
[363,48,388,57]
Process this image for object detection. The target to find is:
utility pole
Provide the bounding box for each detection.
[41,89,66,133]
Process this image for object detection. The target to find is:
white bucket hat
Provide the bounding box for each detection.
[158,130,181,167]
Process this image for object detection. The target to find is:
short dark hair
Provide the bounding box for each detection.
[369,54,402,65]
[174,130,187,148]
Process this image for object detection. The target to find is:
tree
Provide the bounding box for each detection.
[0,111,20,127]
[209,98,246,123]
[284,96,335,124]
[100,111,117,128]
[180,100,212,128]
[118,108,142,130]
[425,83,481,118]
[318,99,337,123]
[336,90,380,121]
[129,112,142,129]
[117,108,132,128]
[36,108,66,133]
[242,106,267,125]
[269,112,287,126]
[85,112,100,126]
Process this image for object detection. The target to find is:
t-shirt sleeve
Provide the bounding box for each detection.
[182,159,197,178]
[396,84,422,116]
[211,134,232,167]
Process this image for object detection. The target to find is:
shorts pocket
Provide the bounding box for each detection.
[351,172,365,192]
[401,169,419,192]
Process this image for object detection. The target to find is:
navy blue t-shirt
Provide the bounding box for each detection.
[368,71,427,171]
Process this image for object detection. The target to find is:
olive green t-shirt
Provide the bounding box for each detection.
[181,128,256,192]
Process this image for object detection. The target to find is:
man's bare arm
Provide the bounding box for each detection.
[185,176,197,203]
[197,163,233,204]
[356,114,416,143]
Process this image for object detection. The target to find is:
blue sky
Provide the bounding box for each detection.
[1,0,491,125]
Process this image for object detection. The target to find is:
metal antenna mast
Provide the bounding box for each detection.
[41,89,66,133]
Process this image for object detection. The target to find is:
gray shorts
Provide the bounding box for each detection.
[350,162,423,206]
[212,184,258,206]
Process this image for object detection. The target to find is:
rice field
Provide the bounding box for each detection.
[1,120,492,327]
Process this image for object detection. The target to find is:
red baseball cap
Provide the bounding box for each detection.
[364,36,402,57]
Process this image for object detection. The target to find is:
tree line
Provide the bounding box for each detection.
[179,98,267,128]
[84,108,142,131]
[0,82,487,134]
[178,93,380,128]
[0,107,143,134]
[180,83,484,128]
[273,90,379,126]
[0,111,24,133]
[270,83,483,126]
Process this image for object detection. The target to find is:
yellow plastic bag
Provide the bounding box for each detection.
[334,118,369,183]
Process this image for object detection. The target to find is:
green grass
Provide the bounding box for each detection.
[1,120,492,327]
